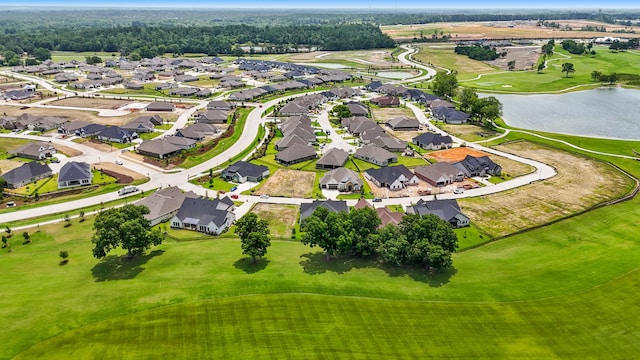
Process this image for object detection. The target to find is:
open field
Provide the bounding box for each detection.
[94,162,147,181]
[382,20,640,41]
[2,189,640,359]
[250,203,298,239]
[50,51,118,62]
[49,97,134,109]
[460,141,635,237]
[436,123,499,142]
[254,169,315,198]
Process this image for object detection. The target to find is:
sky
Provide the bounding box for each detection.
[2,0,640,9]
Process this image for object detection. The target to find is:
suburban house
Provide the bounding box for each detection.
[97,126,138,143]
[175,123,218,141]
[376,207,404,227]
[57,161,92,189]
[453,155,502,177]
[300,200,349,223]
[196,109,229,124]
[207,100,234,111]
[2,161,53,189]
[122,116,157,133]
[275,143,317,166]
[405,199,470,228]
[354,198,373,209]
[385,117,420,131]
[341,116,379,136]
[171,197,236,235]
[370,95,400,107]
[8,142,56,160]
[319,167,363,192]
[412,133,453,150]
[431,107,470,124]
[275,134,309,151]
[345,102,369,117]
[316,148,349,170]
[364,165,419,191]
[146,102,176,112]
[74,123,107,138]
[414,162,465,186]
[135,186,198,226]
[354,144,397,166]
[164,136,197,149]
[57,120,91,135]
[136,138,183,159]
[371,135,408,153]
[222,161,270,183]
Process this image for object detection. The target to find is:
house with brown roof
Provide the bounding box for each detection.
[146,102,176,112]
[370,95,400,107]
[354,144,397,166]
[376,207,404,227]
[275,143,317,166]
[136,139,183,159]
[175,123,218,141]
[414,162,465,187]
[135,186,199,226]
[345,102,369,117]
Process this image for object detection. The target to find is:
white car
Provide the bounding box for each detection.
[453,188,464,194]
[115,160,123,165]
[260,194,270,199]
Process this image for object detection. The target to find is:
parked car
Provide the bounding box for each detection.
[219,190,226,194]
[230,186,238,192]
[50,158,60,163]
[260,194,270,199]
[115,160,123,165]
[6,201,16,208]
[373,198,382,202]
[231,194,239,199]
[453,188,464,194]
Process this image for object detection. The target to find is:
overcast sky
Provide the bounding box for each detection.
[3,0,640,9]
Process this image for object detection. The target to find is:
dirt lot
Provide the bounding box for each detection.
[93,162,146,183]
[53,143,82,157]
[459,141,634,237]
[437,124,498,142]
[365,176,479,199]
[288,49,396,67]
[49,97,134,109]
[254,169,315,198]
[427,147,490,162]
[77,139,120,153]
[370,106,415,122]
[385,128,423,142]
[484,46,542,71]
[251,203,299,238]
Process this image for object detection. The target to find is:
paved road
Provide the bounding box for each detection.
[396,44,437,84]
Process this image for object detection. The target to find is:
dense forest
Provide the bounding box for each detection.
[454,44,500,61]
[0,23,395,60]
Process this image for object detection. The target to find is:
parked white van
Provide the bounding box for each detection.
[118,186,138,196]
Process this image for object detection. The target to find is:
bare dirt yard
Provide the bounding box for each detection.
[251,203,299,239]
[370,106,415,122]
[49,97,134,109]
[52,143,82,157]
[459,141,635,237]
[427,147,490,162]
[484,46,542,71]
[436,124,499,143]
[385,128,423,142]
[76,139,120,153]
[93,162,146,183]
[254,169,315,198]
[0,159,22,174]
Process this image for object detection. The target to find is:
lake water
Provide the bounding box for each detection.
[488,88,640,140]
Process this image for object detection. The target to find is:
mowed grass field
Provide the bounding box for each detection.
[2,171,640,359]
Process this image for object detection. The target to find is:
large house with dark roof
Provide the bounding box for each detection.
[146,102,175,112]
[97,126,138,143]
[275,144,317,166]
[412,133,453,150]
[364,165,419,191]
[135,186,199,226]
[316,148,349,170]
[300,200,349,223]
[57,161,92,189]
[171,197,236,235]
[319,167,363,192]
[3,162,52,189]
[405,199,470,228]
[354,144,397,166]
[385,117,420,131]
[414,162,465,187]
[222,161,270,183]
[8,142,56,160]
[453,155,502,177]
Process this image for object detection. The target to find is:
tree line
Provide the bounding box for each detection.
[0,23,395,60]
[454,44,500,61]
[301,206,458,271]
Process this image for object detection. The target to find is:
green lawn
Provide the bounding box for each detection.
[138,131,163,141]
[2,190,640,358]
[190,175,236,192]
[50,51,117,62]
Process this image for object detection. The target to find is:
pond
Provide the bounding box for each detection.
[376,71,415,79]
[488,87,640,140]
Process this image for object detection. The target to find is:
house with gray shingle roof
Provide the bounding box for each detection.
[222,161,269,183]
[137,138,185,159]
[175,123,218,141]
[8,142,56,160]
[275,143,317,166]
[316,148,349,170]
[319,167,362,192]
[385,117,420,131]
[97,126,138,143]
[196,109,229,124]
[135,186,199,226]
[412,133,453,150]
[364,165,418,191]
[300,200,349,224]
[58,161,92,189]
[414,162,465,187]
[405,199,469,228]
[2,162,52,189]
[275,134,309,151]
[170,197,236,235]
[354,144,397,166]
[453,155,501,177]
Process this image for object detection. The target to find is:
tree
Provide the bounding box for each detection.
[59,250,69,265]
[1,235,7,248]
[22,231,30,242]
[79,210,85,222]
[541,40,555,56]
[458,87,478,113]
[5,226,11,236]
[377,224,410,266]
[537,61,545,73]
[398,214,458,270]
[431,71,458,99]
[301,207,339,261]
[336,207,381,258]
[507,60,516,70]
[85,55,103,64]
[561,62,575,78]
[331,104,352,119]
[234,212,271,263]
[32,47,51,61]
[91,204,164,259]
